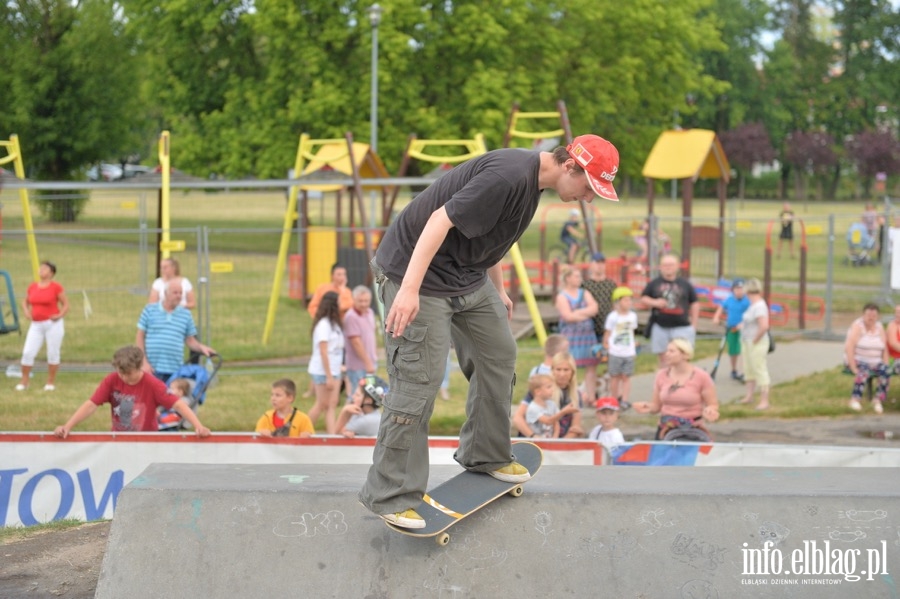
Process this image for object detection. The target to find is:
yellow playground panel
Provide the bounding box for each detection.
[642,129,731,278]
[263,134,389,344]
[0,134,40,280]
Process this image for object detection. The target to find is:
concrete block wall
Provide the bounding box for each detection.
[96,464,900,598]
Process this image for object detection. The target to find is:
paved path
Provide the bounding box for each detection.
[584,339,900,448]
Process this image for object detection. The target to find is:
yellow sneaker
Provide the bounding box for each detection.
[381,508,425,529]
[489,462,531,483]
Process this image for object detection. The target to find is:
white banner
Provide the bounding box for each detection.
[0,433,600,527]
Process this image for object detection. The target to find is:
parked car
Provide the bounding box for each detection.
[123,164,153,179]
[86,163,124,181]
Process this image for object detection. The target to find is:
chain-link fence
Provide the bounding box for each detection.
[1,182,897,366]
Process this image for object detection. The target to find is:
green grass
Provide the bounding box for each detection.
[0,518,94,543]
[7,336,877,436]
[0,187,889,432]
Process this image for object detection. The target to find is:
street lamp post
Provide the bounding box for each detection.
[368,4,382,154]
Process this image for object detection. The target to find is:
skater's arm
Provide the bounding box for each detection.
[386,206,454,338]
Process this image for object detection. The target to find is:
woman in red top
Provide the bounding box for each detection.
[16,261,69,391]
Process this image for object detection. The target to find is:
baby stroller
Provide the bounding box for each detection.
[845,222,876,267]
[158,353,223,431]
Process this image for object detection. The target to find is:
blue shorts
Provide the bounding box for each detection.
[650,324,696,355]
[310,374,330,385]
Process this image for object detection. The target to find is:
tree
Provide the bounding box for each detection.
[693,0,770,132]
[784,130,837,201]
[846,130,900,198]
[0,0,148,220]
[719,122,776,198]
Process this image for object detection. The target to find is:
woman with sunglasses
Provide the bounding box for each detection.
[633,338,719,441]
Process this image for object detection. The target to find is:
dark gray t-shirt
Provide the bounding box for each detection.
[375,149,543,297]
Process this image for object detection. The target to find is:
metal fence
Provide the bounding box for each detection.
[0,182,897,365]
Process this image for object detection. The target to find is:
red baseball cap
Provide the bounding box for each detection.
[566,135,620,202]
[595,396,620,411]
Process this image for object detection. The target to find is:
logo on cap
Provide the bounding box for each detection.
[571,143,594,168]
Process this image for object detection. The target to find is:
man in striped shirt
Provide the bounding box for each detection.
[136,279,215,382]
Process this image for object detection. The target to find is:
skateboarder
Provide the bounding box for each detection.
[359,134,620,529]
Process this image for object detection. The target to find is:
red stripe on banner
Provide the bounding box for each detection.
[616,444,651,463]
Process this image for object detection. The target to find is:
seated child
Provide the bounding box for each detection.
[512,334,569,437]
[53,346,211,438]
[158,377,194,428]
[335,378,386,438]
[525,373,560,439]
[588,396,625,450]
[255,378,314,438]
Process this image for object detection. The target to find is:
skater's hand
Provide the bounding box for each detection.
[385,286,419,338]
[53,425,71,439]
[498,290,514,321]
[194,425,211,438]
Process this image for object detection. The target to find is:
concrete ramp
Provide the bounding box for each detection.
[96,464,900,598]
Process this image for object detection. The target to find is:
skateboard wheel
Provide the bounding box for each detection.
[436,533,450,546]
[509,485,524,497]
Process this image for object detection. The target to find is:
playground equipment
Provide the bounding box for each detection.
[764,219,818,330]
[537,203,602,269]
[263,133,389,345]
[502,101,603,259]
[0,270,20,334]
[391,133,548,345]
[0,134,40,280]
[641,129,730,278]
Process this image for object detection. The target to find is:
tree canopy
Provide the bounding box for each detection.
[1,0,897,199]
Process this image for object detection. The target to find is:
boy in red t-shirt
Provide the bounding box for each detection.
[53,346,212,438]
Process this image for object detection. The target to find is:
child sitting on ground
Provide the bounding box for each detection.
[512,334,569,436]
[525,374,560,439]
[588,396,625,450]
[255,378,314,438]
[335,378,386,438]
[603,286,638,409]
[53,346,211,437]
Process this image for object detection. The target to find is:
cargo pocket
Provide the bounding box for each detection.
[384,323,430,384]
[379,388,427,450]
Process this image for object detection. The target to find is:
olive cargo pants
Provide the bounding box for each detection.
[359,261,517,515]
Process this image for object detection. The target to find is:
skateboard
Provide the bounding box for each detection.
[384,441,543,545]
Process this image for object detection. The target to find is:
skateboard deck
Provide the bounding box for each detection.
[384,441,543,544]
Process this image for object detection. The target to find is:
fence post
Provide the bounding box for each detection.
[199,226,211,346]
[879,199,893,305]
[139,192,148,290]
[825,214,835,337]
